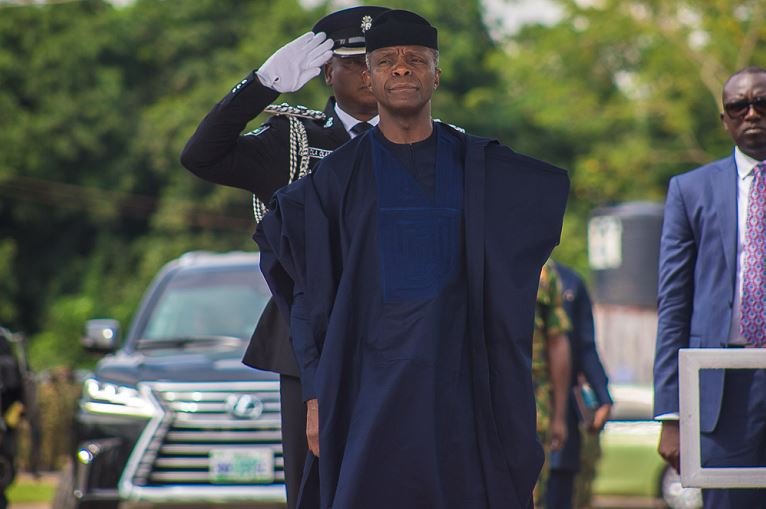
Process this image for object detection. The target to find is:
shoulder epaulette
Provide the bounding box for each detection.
[264,102,326,121]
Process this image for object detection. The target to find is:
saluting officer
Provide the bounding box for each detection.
[179,6,389,509]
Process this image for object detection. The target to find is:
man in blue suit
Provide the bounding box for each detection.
[654,66,766,508]
[547,262,612,509]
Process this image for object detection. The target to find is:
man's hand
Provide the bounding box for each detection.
[658,420,681,473]
[589,403,612,433]
[306,398,320,457]
[550,415,568,451]
[256,32,334,93]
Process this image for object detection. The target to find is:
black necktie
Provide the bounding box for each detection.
[351,122,372,136]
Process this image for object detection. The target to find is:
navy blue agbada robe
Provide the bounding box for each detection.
[255,123,569,509]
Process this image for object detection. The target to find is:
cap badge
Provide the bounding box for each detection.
[361,15,373,33]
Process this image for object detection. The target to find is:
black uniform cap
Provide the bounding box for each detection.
[312,6,390,57]
[364,9,438,53]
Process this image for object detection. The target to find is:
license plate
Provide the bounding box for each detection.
[209,448,274,483]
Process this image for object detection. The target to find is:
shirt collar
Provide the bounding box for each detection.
[734,145,763,179]
[334,103,379,137]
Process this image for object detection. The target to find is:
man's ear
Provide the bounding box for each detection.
[434,68,442,89]
[362,68,371,89]
[323,63,333,86]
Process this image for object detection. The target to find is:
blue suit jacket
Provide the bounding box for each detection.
[653,155,738,433]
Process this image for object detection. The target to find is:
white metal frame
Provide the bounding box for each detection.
[679,348,766,488]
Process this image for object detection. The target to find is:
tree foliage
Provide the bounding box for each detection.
[0,0,764,369]
[486,0,765,267]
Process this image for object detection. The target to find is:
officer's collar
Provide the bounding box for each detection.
[333,102,379,136]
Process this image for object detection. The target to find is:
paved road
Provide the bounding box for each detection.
[9,497,665,509]
[8,472,664,509]
[9,501,664,509]
[594,496,666,508]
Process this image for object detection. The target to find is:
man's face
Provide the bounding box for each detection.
[324,55,377,113]
[721,72,766,160]
[364,45,441,115]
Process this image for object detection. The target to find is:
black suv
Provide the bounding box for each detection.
[54,251,285,509]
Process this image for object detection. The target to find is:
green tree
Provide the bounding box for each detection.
[8,0,760,369]
[487,0,766,271]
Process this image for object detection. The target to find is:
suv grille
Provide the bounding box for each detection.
[127,381,283,487]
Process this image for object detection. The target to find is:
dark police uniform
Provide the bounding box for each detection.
[181,73,366,509]
[181,7,390,506]
[181,75,352,507]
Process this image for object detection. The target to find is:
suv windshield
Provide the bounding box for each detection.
[137,266,270,344]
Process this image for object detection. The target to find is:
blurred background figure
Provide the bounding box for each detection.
[546,263,613,509]
[36,367,77,472]
[533,260,572,508]
[0,327,25,509]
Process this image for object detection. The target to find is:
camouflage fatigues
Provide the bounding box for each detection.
[532,260,571,509]
[574,426,602,509]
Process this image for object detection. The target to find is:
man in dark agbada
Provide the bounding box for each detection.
[256,9,570,509]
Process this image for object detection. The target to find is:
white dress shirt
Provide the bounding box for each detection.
[728,146,762,345]
[334,103,379,138]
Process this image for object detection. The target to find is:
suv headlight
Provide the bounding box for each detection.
[81,378,155,418]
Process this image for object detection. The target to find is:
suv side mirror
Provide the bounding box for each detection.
[82,319,120,353]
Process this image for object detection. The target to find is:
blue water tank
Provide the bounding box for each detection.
[588,202,664,308]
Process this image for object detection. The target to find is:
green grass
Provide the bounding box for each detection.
[7,473,58,504]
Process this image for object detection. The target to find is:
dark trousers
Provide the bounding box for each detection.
[547,469,574,509]
[0,429,17,509]
[546,398,580,509]
[280,374,307,509]
[701,369,766,509]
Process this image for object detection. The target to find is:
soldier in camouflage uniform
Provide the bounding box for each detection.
[532,260,572,509]
[550,263,612,509]
[573,428,601,509]
[180,7,389,509]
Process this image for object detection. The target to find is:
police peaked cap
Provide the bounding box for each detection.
[364,9,438,53]
[312,6,391,57]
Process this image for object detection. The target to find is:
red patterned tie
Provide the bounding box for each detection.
[741,161,766,346]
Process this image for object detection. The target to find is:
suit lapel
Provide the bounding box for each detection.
[322,97,351,147]
[711,155,738,276]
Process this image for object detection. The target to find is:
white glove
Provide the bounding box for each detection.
[256,32,334,93]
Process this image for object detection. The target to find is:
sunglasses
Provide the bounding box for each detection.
[723,97,766,118]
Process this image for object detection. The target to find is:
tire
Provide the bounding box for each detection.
[660,466,703,509]
[52,460,78,509]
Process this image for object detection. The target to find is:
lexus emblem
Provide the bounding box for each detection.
[225,394,264,419]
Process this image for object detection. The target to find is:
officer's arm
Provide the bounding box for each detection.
[180,74,291,201]
[181,32,331,200]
